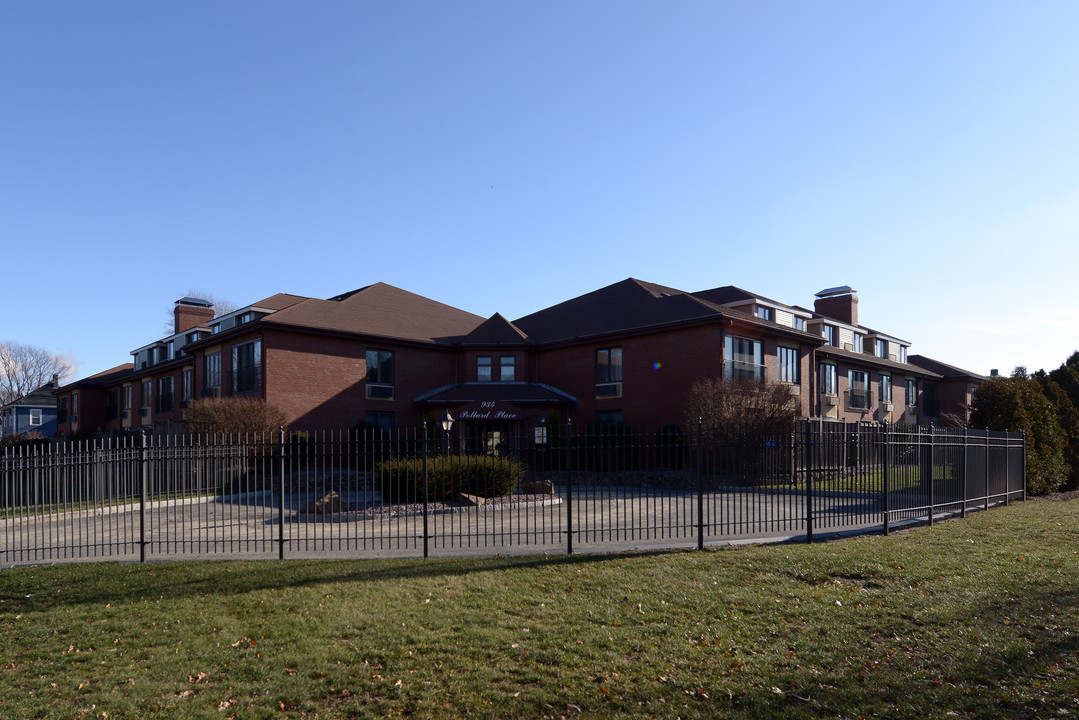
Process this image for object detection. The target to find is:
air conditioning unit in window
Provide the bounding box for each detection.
[822,394,839,406]
[139,408,149,417]
[881,402,894,412]
[120,410,129,419]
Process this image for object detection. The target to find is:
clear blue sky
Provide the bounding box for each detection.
[3,1,1077,382]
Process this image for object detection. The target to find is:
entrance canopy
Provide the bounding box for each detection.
[415,382,576,418]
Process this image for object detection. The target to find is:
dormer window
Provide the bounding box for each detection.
[852,333,863,353]
[899,346,907,363]
[875,339,887,359]
[823,325,837,347]
[237,312,252,325]
[793,316,806,331]
[756,306,774,321]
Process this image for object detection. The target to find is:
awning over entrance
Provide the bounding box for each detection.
[414,382,576,416]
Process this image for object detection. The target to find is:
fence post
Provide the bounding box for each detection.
[804,418,814,544]
[927,426,935,526]
[1004,431,1011,507]
[984,428,990,511]
[422,422,429,560]
[140,432,148,563]
[697,418,704,552]
[1021,433,1026,502]
[960,427,968,519]
[278,426,286,560]
[882,421,890,536]
[565,418,573,555]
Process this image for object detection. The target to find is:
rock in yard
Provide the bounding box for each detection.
[520,480,554,495]
[457,493,486,506]
[299,491,346,515]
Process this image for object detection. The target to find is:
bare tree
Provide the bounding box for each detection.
[0,341,73,405]
[683,377,799,430]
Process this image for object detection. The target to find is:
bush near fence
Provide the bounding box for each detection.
[374,454,524,502]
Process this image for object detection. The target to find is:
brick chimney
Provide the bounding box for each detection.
[814,286,858,326]
[174,297,215,334]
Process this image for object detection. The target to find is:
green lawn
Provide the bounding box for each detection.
[1,499,1077,719]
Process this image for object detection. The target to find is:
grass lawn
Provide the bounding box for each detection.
[1,499,1077,719]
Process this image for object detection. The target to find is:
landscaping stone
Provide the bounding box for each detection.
[299,491,347,515]
[457,493,486,506]
[520,480,554,495]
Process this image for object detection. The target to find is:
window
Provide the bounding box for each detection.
[500,356,516,382]
[29,409,42,426]
[595,347,623,397]
[182,368,194,402]
[167,340,175,361]
[879,374,892,404]
[899,346,907,363]
[232,340,262,394]
[366,349,394,399]
[141,380,152,416]
[105,390,119,421]
[123,385,132,414]
[793,316,807,331]
[922,384,940,416]
[724,336,763,381]
[852,333,863,353]
[205,352,221,389]
[477,356,492,382]
[848,369,870,409]
[71,392,79,421]
[365,411,394,430]
[756,306,774,321]
[823,325,837,346]
[876,339,887,358]
[777,346,799,384]
[820,363,837,395]
[237,312,252,325]
[905,379,917,407]
[157,376,174,413]
[58,397,68,423]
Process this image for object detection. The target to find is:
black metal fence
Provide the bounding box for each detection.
[0,420,1026,565]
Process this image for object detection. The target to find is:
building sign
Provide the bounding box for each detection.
[455,400,521,421]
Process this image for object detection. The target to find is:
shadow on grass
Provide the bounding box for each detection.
[0,547,689,612]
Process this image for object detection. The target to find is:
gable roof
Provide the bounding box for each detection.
[1,382,59,410]
[56,364,136,392]
[512,278,726,343]
[263,282,485,344]
[908,355,986,381]
[460,313,531,345]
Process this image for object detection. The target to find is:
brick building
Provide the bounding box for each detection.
[53,279,983,441]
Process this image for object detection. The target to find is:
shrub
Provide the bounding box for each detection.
[185,397,287,437]
[0,431,49,450]
[373,454,525,502]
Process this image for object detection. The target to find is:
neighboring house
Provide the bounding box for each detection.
[52,280,982,441]
[1,380,60,439]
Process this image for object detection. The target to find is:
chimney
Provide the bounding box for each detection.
[174,297,215,334]
[814,286,858,327]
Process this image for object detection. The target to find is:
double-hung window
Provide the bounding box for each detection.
[899,346,907,363]
[366,349,394,399]
[71,392,79,421]
[724,336,763,381]
[141,380,152,416]
[879,374,892,405]
[595,347,623,397]
[905,379,917,408]
[477,356,492,382]
[157,376,174,413]
[232,340,262,395]
[823,325,837,346]
[500,356,516,382]
[820,363,837,395]
[876,339,888,358]
[105,390,119,421]
[204,352,221,393]
[852,333,863,353]
[182,367,194,403]
[848,369,870,409]
[122,385,132,417]
[922,384,940,416]
[29,409,42,426]
[777,346,799,384]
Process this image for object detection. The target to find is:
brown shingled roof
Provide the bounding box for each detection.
[58,363,135,390]
[263,282,485,344]
[461,313,531,345]
[512,278,725,343]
